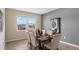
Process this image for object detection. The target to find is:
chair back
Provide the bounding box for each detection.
[26,32,31,49]
[26,32,31,43]
[51,34,61,49]
[29,32,37,47]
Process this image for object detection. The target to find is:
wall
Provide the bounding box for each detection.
[42,8,79,45]
[0,8,5,49]
[5,8,41,42]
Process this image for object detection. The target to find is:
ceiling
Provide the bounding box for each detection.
[12,8,58,14]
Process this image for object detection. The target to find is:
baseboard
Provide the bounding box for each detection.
[6,38,27,43]
[0,47,4,50]
[60,41,79,48]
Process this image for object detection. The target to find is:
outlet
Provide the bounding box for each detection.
[63,36,66,39]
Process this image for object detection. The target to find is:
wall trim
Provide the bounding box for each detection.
[60,41,79,48]
[6,38,27,43]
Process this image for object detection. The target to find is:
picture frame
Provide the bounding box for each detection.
[50,17,61,34]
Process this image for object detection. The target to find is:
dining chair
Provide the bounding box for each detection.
[29,31,39,50]
[44,34,61,50]
[26,32,31,49]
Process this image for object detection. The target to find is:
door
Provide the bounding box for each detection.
[0,8,5,50]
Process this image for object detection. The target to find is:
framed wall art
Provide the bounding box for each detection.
[50,17,61,34]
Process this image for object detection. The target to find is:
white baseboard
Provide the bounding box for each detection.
[0,47,4,50]
[6,38,27,43]
[60,41,79,48]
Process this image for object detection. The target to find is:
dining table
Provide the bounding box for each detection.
[37,35,54,49]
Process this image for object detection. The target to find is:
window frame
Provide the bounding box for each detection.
[28,16,36,29]
[16,16,27,31]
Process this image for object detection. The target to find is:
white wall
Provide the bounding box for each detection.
[0,8,5,50]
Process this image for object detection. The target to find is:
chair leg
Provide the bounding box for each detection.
[57,48,59,50]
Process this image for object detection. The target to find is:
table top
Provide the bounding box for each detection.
[37,34,61,41]
[37,36,48,41]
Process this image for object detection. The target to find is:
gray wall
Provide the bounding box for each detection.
[42,8,79,45]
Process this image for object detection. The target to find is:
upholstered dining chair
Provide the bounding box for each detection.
[26,32,31,49]
[29,31,39,50]
[44,34,61,50]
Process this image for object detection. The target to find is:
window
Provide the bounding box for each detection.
[17,16,26,31]
[28,16,36,28]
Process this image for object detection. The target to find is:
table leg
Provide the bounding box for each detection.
[38,40,42,49]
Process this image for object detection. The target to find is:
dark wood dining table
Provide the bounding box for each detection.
[36,33,62,50]
[37,35,54,49]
